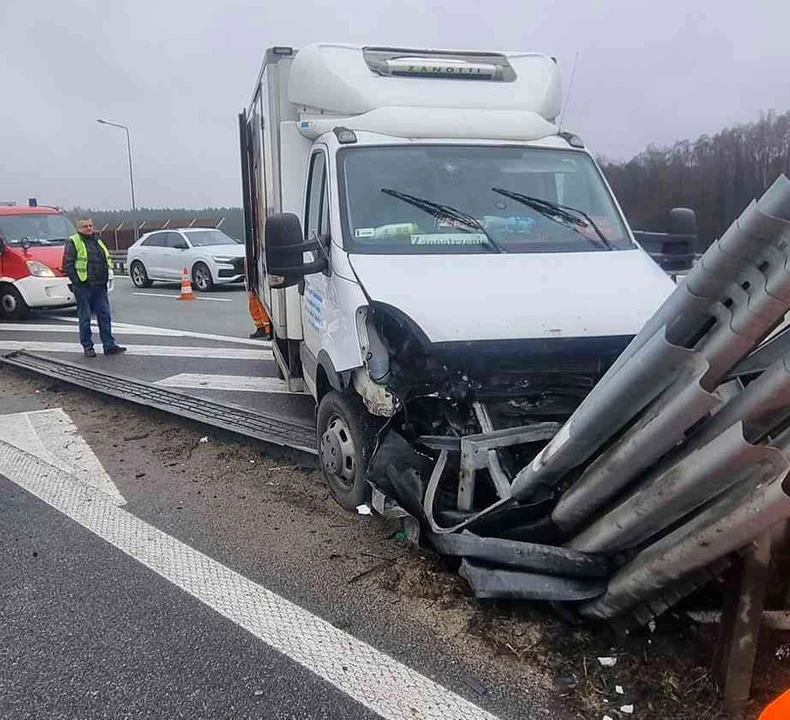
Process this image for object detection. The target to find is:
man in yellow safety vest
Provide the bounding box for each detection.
[63,216,126,358]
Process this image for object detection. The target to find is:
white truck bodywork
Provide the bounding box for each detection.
[241,44,672,376]
[239,43,674,504]
[348,249,671,343]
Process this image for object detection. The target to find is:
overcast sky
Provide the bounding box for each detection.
[1,0,787,210]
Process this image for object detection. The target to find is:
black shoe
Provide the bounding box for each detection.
[104,345,127,355]
[249,328,272,340]
[84,348,97,358]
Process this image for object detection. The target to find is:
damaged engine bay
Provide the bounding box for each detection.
[363,302,620,603]
[358,176,790,628]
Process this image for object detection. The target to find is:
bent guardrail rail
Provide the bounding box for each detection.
[408,174,790,621]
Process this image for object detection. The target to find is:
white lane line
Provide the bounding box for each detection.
[132,292,232,303]
[0,341,272,361]
[114,276,244,289]
[0,440,498,720]
[0,323,271,349]
[0,409,124,505]
[155,373,292,394]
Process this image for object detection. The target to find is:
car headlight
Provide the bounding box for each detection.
[26,260,56,277]
[213,255,235,263]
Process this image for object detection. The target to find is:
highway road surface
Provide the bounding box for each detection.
[0,277,315,424]
[0,279,568,720]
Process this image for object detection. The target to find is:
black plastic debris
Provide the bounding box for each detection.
[459,559,607,601]
[429,530,608,578]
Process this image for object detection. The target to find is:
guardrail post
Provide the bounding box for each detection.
[109,251,128,275]
[714,531,772,716]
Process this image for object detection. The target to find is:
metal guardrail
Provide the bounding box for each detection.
[109,251,128,275]
[501,175,790,619]
[0,351,317,456]
[383,175,790,629]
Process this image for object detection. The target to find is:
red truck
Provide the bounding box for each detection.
[0,203,77,320]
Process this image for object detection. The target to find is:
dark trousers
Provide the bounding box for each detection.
[74,284,116,351]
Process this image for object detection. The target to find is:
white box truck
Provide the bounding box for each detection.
[238,44,690,521]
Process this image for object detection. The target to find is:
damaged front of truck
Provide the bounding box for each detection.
[333,138,674,538]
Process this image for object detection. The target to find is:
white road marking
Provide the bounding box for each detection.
[114,275,243,289]
[0,440,498,720]
[0,322,270,349]
[132,291,232,302]
[156,373,292,393]
[0,340,272,360]
[0,409,124,504]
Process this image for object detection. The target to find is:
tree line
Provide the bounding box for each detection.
[600,110,790,249]
[70,110,790,252]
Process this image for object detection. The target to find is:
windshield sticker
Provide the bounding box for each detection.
[410,233,488,246]
[481,216,536,233]
[435,218,469,229]
[354,228,375,238]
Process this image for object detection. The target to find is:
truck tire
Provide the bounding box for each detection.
[0,285,29,320]
[130,261,153,288]
[317,390,380,511]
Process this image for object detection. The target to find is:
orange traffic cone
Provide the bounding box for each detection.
[759,688,790,719]
[178,267,196,301]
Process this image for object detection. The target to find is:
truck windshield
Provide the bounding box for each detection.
[337,145,633,254]
[0,213,76,246]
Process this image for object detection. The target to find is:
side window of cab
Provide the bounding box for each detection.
[305,151,327,241]
[304,150,331,275]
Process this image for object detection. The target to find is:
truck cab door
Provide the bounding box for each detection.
[301,149,332,377]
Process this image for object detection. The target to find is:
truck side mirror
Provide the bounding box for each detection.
[633,207,698,274]
[265,213,328,288]
[668,207,697,239]
[0,234,5,254]
[664,207,698,272]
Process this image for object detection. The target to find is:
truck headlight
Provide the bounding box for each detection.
[26,260,56,277]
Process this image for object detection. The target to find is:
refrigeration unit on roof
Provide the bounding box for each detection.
[287,43,563,121]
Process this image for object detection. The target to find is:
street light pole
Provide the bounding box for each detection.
[97,118,139,242]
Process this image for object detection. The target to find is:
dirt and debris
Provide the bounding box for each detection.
[3,365,790,719]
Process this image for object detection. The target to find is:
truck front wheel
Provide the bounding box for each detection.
[0,285,29,320]
[317,390,380,511]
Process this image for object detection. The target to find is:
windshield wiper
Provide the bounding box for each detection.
[491,187,615,250]
[381,188,506,253]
